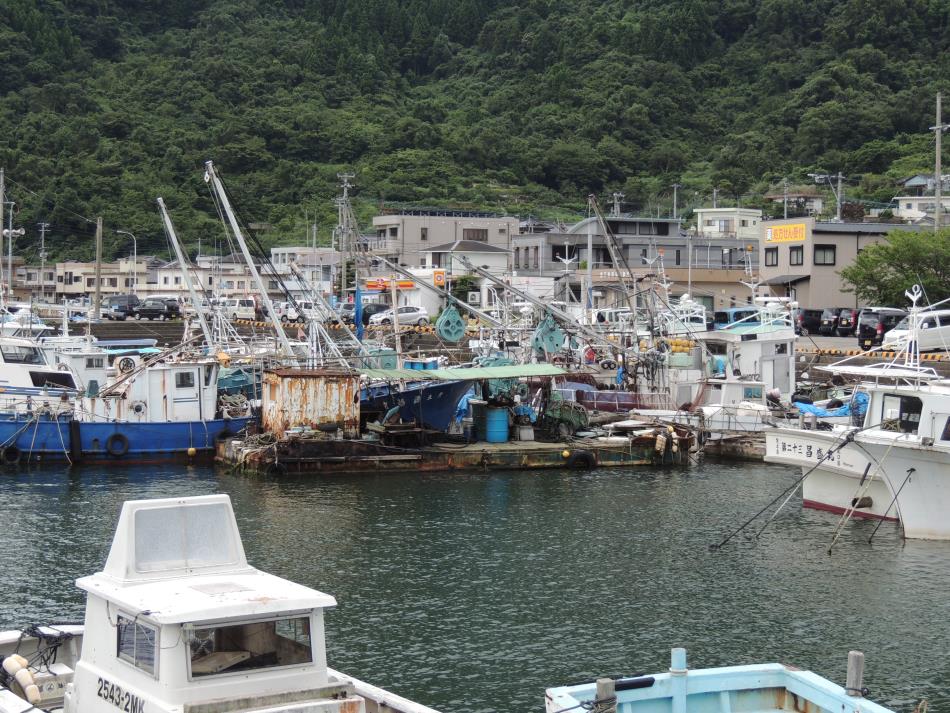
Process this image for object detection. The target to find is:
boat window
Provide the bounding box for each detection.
[0,344,44,364]
[188,615,313,679]
[205,366,214,386]
[29,371,77,389]
[881,394,922,434]
[941,418,950,441]
[117,614,157,676]
[176,371,195,388]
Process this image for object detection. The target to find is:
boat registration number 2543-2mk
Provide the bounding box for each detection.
[97,677,146,713]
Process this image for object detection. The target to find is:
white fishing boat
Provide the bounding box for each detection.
[765,286,950,537]
[0,494,440,713]
[545,648,894,713]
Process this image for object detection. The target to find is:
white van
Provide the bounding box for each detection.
[220,298,256,320]
[883,309,950,352]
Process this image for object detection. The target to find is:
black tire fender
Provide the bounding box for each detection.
[2,445,21,465]
[566,450,597,469]
[106,433,130,457]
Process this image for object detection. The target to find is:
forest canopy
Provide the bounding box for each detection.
[0,0,947,261]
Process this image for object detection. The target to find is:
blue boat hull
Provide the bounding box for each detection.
[0,414,255,464]
[361,380,472,431]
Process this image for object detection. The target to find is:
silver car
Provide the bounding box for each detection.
[369,306,429,326]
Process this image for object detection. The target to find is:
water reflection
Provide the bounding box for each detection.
[0,461,945,713]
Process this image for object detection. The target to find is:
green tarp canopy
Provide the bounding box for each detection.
[360,363,566,381]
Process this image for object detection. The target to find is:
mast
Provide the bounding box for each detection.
[93,217,103,320]
[203,161,295,358]
[157,197,214,348]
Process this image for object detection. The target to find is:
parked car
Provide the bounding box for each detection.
[818,307,847,335]
[339,302,389,326]
[790,308,823,335]
[882,309,950,352]
[835,308,860,337]
[856,307,908,348]
[369,305,430,326]
[712,307,759,330]
[102,294,140,321]
[220,298,256,321]
[134,298,181,321]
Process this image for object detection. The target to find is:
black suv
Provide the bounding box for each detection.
[134,298,181,321]
[103,294,140,320]
[818,307,847,335]
[791,308,823,336]
[856,307,907,348]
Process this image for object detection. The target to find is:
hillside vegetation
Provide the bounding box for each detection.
[0,0,947,261]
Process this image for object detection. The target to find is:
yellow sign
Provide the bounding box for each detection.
[365,278,416,291]
[433,270,446,287]
[765,223,806,243]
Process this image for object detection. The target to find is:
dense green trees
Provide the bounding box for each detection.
[0,0,946,262]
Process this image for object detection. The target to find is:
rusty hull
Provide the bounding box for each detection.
[262,368,359,439]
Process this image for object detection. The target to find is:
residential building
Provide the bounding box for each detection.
[371,208,518,266]
[892,194,950,224]
[763,190,824,217]
[423,240,510,275]
[692,207,762,241]
[512,214,759,310]
[758,217,922,308]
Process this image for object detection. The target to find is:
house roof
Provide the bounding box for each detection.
[425,240,511,253]
[812,222,922,235]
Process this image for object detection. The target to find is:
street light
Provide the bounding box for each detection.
[115,230,137,294]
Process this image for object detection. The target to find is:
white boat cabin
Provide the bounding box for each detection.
[68,495,360,713]
[0,336,78,396]
[83,358,221,423]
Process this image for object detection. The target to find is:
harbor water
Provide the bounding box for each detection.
[1,461,947,713]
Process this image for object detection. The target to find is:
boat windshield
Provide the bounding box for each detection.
[187,615,313,678]
[0,344,44,364]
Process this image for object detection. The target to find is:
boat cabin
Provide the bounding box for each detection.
[0,336,78,400]
[68,495,363,713]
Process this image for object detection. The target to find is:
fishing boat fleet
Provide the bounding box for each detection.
[1,163,949,547]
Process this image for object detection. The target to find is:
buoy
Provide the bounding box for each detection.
[2,656,22,676]
[24,684,41,704]
[187,447,197,457]
[11,655,27,668]
[655,433,668,453]
[14,667,34,689]
[561,449,571,459]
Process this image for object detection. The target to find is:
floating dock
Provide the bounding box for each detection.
[217,431,692,476]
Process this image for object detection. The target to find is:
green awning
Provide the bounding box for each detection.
[361,363,566,381]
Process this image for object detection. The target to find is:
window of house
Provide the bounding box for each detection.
[789,246,803,266]
[388,226,398,237]
[675,249,681,266]
[176,371,195,388]
[86,278,95,287]
[513,248,520,269]
[268,281,278,290]
[741,219,748,227]
[814,245,836,265]
[117,614,157,676]
[765,247,778,267]
[498,227,506,234]
[163,276,169,285]
[108,278,117,287]
[174,276,181,285]
[463,228,488,242]
[74,275,81,283]
[322,266,331,281]
[57,275,64,283]
[420,227,427,241]
[533,246,539,268]
[237,281,245,289]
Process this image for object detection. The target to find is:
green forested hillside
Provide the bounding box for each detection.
[0,0,947,261]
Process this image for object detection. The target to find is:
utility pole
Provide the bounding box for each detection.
[93,217,102,320]
[932,92,949,233]
[611,192,624,217]
[712,187,718,209]
[671,183,681,220]
[0,169,4,294]
[836,172,844,221]
[783,178,789,219]
[38,222,49,302]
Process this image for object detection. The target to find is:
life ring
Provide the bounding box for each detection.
[566,450,597,469]
[105,433,130,457]
[117,357,136,374]
[2,445,21,465]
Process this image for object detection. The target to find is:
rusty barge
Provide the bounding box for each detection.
[217,366,695,476]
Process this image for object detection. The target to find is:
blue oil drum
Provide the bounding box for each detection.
[485,407,509,443]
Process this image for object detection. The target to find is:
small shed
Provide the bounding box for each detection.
[263,368,360,439]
